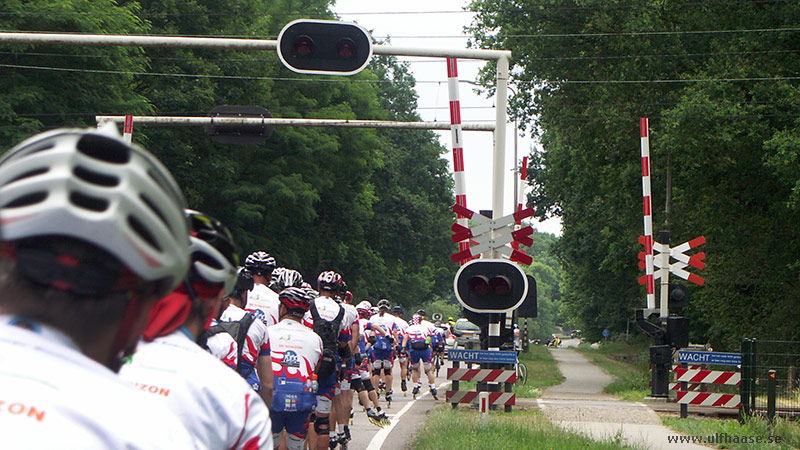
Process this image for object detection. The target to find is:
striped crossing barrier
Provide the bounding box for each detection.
[446,368,517,383]
[677,391,741,408]
[675,368,740,386]
[446,390,515,405]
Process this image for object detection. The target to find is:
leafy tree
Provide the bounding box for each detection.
[469,0,800,346]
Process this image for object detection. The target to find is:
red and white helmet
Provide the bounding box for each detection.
[317,270,344,292]
[278,286,312,312]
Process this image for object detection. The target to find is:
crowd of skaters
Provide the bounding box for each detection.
[0,125,447,450]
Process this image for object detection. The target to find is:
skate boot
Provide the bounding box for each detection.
[430,387,438,400]
[385,390,393,408]
[412,385,420,399]
[328,434,339,450]
[401,379,407,396]
[377,411,391,427]
[366,408,383,428]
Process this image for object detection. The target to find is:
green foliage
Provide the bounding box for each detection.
[520,230,564,340]
[469,0,800,347]
[0,0,457,308]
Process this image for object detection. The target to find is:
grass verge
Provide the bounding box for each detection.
[662,415,800,449]
[412,405,643,449]
[574,341,650,401]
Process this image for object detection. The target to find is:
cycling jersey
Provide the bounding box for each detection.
[245,283,281,327]
[0,316,202,450]
[404,323,433,365]
[119,329,271,450]
[206,319,238,369]
[269,319,323,409]
[218,304,270,389]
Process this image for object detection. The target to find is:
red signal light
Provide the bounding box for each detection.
[336,38,356,59]
[490,276,510,295]
[468,275,489,295]
[294,35,314,56]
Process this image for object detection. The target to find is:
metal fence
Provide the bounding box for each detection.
[741,339,800,419]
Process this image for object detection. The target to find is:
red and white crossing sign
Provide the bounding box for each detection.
[450,204,534,265]
[638,235,706,286]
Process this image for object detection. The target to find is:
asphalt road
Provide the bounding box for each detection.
[343,359,451,450]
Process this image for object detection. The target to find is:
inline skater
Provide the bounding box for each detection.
[403,314,438,400]
[334,290,361,445]
[121,209,272,449]
[244,251,281,326]
[355,301,391,427]
[369,299,399,407]
[207,265,273,402]
[306,271,352,450]
[0,126,201,448]
[390,305,410,396]
[269,287,323,450]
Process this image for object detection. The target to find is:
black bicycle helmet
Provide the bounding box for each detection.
[244,251,276,276]
[185,209,238,295]
[270,267,304,292]
[391,305,404,316]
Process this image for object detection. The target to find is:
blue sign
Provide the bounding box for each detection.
[447,349,518,364]
[678,350,741,366]
[602,329,610,338]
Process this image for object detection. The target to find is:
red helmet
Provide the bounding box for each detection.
[278,287,312,311]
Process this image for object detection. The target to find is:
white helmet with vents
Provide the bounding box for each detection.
[0,124,190,296]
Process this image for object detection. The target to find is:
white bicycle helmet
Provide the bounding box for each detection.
[0,124,190,297]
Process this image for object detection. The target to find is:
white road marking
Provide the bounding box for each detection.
[365,380,450,450]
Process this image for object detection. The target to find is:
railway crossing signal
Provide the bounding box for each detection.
[450,204,534,265]
[277,19,373,76]
[638,235,706,286]
[454,259,528,313]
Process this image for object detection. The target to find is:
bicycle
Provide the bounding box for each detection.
[515,361,528,386]
[433,349,445,377]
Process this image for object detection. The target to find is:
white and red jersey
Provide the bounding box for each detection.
[220,304,270,365]
[369,313,399,340]
[119,330,272,450]
[0,316,202,449]
[269,319,323,384]
[205,319,238,369]
[302,296,353,343]
[404,323,432,346]
[245,283,280,327]
[420,319,438,336]
[392,315,409,341]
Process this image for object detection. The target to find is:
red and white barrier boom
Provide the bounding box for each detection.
[447,58,472,265]
[640,118,655,309]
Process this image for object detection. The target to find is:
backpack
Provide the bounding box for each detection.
[309,299,345,379]
[206,312,256,379]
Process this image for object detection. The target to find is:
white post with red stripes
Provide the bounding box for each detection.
[122,114,134,144]
[512,156,529,251]
[640,118,655,310]
[447,58,470,264]
[479,392,489,426]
